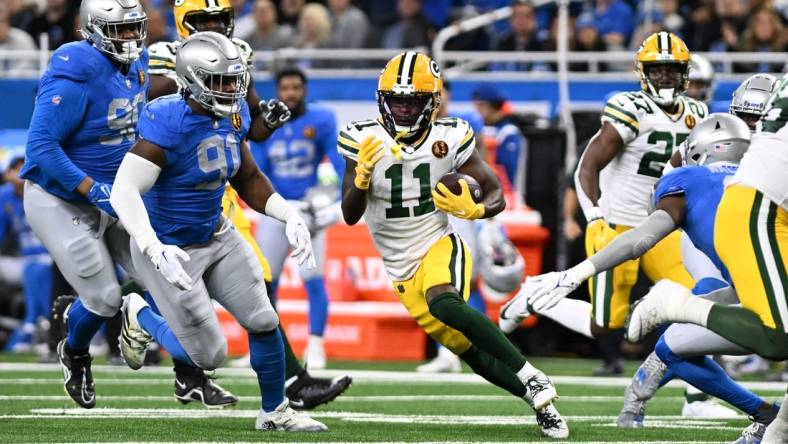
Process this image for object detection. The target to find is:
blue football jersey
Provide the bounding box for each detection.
[137,95,251,246]
[0,184,47,257]
[250,104,342,200]
[654,165,737,283]
[22,41,149,203]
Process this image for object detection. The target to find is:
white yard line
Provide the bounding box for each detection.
[0,364,785,391]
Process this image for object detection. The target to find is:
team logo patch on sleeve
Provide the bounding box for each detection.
[231,114,242,131]
[432,140,448,158]
[685,114,696,129]
[303,126,315,139]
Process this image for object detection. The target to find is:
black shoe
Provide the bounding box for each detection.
[174,372,238,409]
[56,339,95,409]
[48,295,77,354]
[286,371,352,410]
[593,360,624,377]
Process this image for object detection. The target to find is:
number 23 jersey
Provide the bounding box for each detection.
[597,91,707,226]
[338,117,475,281]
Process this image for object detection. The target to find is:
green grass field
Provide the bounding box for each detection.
[0,355,782,443]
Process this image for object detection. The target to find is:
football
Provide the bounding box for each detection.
[436,172,483,203]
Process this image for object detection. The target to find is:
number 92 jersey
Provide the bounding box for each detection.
[137,95,250,247]
[597,91,707,226]
[338,117,475,281]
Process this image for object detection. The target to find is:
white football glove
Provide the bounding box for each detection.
[313,202,342,231]
[285,213,316,268]
[145,243,192,291]
[527,270,582,312]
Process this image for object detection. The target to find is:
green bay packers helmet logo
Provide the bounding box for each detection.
[231,114,242,131]
[174,0,184,5]
[429,60,441,78]
[432,140,448,158]
[685,114,696,129]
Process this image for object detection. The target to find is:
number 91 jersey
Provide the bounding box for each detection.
[597,91,707,226]
[338,117,475,282]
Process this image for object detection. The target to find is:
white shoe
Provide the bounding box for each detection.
[627,280,691,341]
[120,293,153,370]
[255,399,328,432]
[417,347,462,373]
[229,353,251,368]
[498,286,533,334]
[304,335,326,370]
[535,403,569,439]
[681,399,741,418]
[522,370,559,411]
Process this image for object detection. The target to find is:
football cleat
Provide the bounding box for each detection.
[49,294,77,352]
[535,403,569,439]
[417,347,462,373]
[617,352,667,428]
[522,371,559,411]
[682,399,740,418]
[255,399,328,432]
[174,372,238,409]
[56,339,96,409]
[286,371,352,410]
[627,280,694,341]
[733,418,770,444]
[119,293,153,370]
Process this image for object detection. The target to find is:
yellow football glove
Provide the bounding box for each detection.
[584,212,618,256]
[432,180,485,220]
[353,135,385,190]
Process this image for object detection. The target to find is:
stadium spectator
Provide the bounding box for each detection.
[0,2,36,73]
[734,8,786,72]
[681,1,720,51]
[7,0,35,31]
[573,14,607,72]
[295,3,331,49]
[442,7,491,51]
[247,0,295,51]
[355,0,397,26]
[232,0,257,40]
[421,0,451,28]
[592,0,634,49]
[280,0,305,28]
[377,0,435,50]
[327,0,370,49]
[25,0,79,50]
[491,0,542,71]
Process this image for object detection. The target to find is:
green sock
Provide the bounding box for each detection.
[280,324,304,379]
[707,305,788,361]
[429,293,527,371]
[460,346,526,398]
[121,280,144,296]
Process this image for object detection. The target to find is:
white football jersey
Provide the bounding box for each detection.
[338,117,476,281]
[732,75,788,210]
[148,37,254,80]
[595,91,708,226]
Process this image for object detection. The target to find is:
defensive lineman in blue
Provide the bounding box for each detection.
[21,0,148,408]
[251,67,343,368]
[507,114,780,441]
[110,31,326,431]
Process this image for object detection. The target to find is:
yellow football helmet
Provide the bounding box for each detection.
[173,0,234,40]
[636,31,691,107]
[377,51,442,141]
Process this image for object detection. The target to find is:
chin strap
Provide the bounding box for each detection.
[390,130,409,160]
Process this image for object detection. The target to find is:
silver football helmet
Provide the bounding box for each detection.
[478,221,525,302]
[80,0,147,64]
[681,113,751,167]
[176,32,248,118]
[729,74,777,132]
[687,54,715,104]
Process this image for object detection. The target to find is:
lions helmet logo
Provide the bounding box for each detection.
[685,114,696,129]
[138,70,146,85]
[231,114,242,131]
[432,140,448,159]
[303,126,315,139]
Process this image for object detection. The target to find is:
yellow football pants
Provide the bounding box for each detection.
[393,233,473,355]
[715,185,788,333]
[222,186,273,283]
[587,224,695,329]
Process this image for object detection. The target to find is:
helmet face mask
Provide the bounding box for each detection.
[183,9,234,37]
[729,74,777,132]
[177,32,247,118]
[80,0,147,64]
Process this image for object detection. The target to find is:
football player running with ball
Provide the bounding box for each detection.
[110,32,325,432]
[338,51,568,439]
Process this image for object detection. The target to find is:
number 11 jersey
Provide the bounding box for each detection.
[338,117,475,281]
[596,91,707,227]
